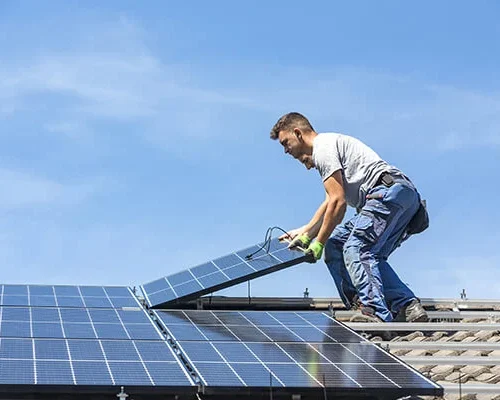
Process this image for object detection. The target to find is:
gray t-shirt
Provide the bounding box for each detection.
[312,133,399,209]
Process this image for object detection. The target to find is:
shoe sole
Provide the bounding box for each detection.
[408,313,429,323]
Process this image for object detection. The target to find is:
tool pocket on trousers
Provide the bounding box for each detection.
[352,211,387,245]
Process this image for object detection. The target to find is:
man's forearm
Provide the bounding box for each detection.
[315,198,346,244]
[303,199,327,238]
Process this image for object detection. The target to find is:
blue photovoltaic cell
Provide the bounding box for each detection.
[30,296,57,307]
[83,297,113,308]
[93,323,128,339]
[57,297,85,307]
[141,238,313,307]
[135,341,175,362]
[63,323,96,339]
[1,322,31,337]
[125,324,162,340]
[32,323,64,338]
[36,360,74,384]
[2,296,29,306]
[32,308,59,321]
[35,339,69,360]
[60,308,90,322]
[0,360,34,384]
[2,307,30,321]
[3,285,28,295]
[29,286,53,296]
[68,340,104,360]
[0,284,140,308]
[100,340,139,360]
[89,309,120,323]
[109,362,152,385]
[154,310,442,397]
[73,361,113,385]
[145,362,193,386]
[0,339,33,359]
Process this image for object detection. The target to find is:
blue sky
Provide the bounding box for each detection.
[1,1,499,300]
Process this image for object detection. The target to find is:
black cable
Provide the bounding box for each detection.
[245,226,292,260]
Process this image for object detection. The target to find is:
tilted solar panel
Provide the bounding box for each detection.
[154,310,443,398]
[0,285,140,308]
[141,238,313,308]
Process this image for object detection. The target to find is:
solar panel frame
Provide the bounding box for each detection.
[153,310,443,397]
[141,238,314,308]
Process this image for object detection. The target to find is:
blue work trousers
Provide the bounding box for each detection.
[324,179,420,321]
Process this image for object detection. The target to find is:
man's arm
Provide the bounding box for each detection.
[279,195,327,241]
[315,170,347,245]
[302,194,328,239]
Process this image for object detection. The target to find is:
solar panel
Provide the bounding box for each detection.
[154,310,443,397]
[141,238,313,308]
[0,306,163,340]
[0,284,196,394]
[0,338,194,388]
[0,285,140,308]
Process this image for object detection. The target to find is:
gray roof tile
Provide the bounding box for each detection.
[461,365,491,378]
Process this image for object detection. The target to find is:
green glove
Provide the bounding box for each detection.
[288,233,311,250]
[306,241,324,261]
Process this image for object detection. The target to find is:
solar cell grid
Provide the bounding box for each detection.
[0,285,140,308]
[0,307,163,341]
[154,310,442,396]
[141,238,313,307]
[0,338,194,387]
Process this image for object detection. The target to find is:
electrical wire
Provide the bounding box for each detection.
[244,226,292,260]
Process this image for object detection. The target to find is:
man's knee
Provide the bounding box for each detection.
[343,237,372,285]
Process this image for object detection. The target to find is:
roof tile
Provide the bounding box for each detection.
[449,331,475,341]
[431,365,456,376]
[461,350,486,357]
[402,331,425,341]
[430,331,448,341]
[490,365,500,375]
[443,392,476,400]
[405,349,430,357]
[476,394,500,400]
[433,349,462,357]
[474,372,500,384]
[445,371,470,383]
[475,330,498,341]
[415,364,435,373]
[487,335,500,343]
[460,365,490,378]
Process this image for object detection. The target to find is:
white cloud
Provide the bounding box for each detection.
[2,16,498,155]
[0,168,102,209]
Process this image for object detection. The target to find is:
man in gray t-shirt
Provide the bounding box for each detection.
[270,112,428,323]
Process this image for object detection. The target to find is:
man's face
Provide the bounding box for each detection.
[278,129,315,169]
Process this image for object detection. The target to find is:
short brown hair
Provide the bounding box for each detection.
[270,112,315,140]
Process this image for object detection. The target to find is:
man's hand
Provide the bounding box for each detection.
[279,227,305,242]
[288,233,311,250]
[306,241,324,261]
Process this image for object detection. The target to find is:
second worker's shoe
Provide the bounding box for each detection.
[394,299,428,322]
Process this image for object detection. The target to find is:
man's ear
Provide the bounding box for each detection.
[294,128,302,141]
